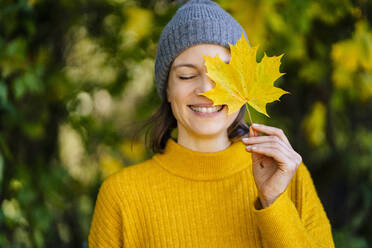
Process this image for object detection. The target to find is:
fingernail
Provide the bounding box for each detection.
[252,123,259,127]
[242,138,249,142]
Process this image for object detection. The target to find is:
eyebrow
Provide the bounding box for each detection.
[173,60,230,69]
[172,63,198,69]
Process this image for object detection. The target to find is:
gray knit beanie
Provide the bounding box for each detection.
[154,0,249,100]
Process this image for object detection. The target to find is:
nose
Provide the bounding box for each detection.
[195,74,216,95]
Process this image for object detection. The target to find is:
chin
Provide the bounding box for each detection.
[189,124,227,137]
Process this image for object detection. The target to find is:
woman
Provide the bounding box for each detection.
[88,0,335,247]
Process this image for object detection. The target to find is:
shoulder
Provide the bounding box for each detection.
[98,157,162,197]
[103,157,156,183]
[94,157,169,215]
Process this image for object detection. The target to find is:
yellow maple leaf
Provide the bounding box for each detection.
[199,33,290,118]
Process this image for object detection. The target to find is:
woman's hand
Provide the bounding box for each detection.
[241,123,302,209]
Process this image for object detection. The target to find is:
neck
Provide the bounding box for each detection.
[177,126,232,153]
[152,137,252,181]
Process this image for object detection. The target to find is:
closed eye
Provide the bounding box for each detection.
[179,76,195,80]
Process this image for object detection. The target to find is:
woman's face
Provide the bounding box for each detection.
[166,44,240,139]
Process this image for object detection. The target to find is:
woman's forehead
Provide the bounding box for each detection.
[172,44,231,69]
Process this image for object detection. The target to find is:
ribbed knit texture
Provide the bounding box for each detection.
[88,138,335,247]
[154,0,248,99]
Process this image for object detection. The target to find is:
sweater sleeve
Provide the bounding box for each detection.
[88,176,124,248]
[252,162,335,248]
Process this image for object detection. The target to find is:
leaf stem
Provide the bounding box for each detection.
[245,103,254,125]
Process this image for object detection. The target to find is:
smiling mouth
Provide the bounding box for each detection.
[188,105,225,113]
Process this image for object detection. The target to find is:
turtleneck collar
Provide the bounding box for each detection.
[152,138,252,181]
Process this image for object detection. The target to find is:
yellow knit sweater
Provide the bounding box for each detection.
[88,138,335,247]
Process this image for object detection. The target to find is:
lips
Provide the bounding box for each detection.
[188,104,225,113]
[188,103,216,107]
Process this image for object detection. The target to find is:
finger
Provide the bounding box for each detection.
[246,146,292,170]
[250,123,292,148]
[245,142,293,159]
[241,135,291,152]
[246,143,301,171]
[243,129,302,166]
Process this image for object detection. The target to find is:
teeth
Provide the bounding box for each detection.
[189,105,223,113]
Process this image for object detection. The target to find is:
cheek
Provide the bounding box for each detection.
[171,101,186,120]
[170,82,192,101]
[226,111,240,126]
[168,90,190,119]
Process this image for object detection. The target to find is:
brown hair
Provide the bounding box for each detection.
[132,89,250,154]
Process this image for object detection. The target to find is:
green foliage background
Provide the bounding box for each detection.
[0,0,371,247]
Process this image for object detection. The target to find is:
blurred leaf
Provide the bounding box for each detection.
[302,101,327,147]
[121,6,153,48]
[0,153,3,191]
[120,139,146,162]
[13,69,43,100]
[334,229,369,248]
[99,153,123,179]
[299,60,327,84]
[1,198,28,226]
[331,21,372,100]
[0,82,8,106]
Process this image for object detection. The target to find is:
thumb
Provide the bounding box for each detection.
[249,125,262,164]
[249,125,258,137]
